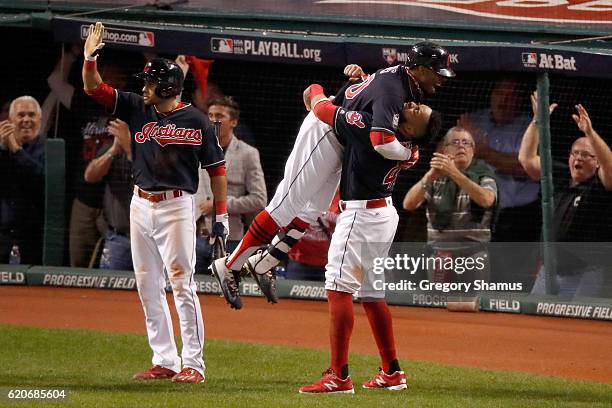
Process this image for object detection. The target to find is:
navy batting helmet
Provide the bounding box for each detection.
[135,58,184,98]
[407,42,455,78]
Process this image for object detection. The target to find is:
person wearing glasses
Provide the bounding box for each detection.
[519,92,612,298]
[403,127,497,296]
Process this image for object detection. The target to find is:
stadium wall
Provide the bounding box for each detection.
[1,265,610,321]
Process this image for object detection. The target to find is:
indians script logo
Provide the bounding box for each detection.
[135,122,202,146]
[345,111,365,128]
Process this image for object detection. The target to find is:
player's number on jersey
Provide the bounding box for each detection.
[345,74,376,100]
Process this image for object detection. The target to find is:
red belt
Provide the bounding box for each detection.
[135,187,183,203]
[339,197,391,211]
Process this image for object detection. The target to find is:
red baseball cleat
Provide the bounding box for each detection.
[362,368,407,391]
[133,365,177,380]
[172,368,205,384]
[299,368,354,394]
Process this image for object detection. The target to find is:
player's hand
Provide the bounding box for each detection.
[530,91,558,121]
[344,64,365,80]
[209,214,229,245]
[572,104,594,136]
[209,214,229,260]
[84,22,106,59]
[303,86,312,111]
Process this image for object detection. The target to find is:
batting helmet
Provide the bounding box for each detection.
[407,42,456,78]
[135,58,184,98]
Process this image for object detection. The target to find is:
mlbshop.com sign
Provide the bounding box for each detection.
[316,0,612,24]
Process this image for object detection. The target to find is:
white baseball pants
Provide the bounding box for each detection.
[325,199,399,299]
[130,192,205,375]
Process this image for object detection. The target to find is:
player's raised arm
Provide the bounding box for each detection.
[82,22,116,110]
[82,22,106,91]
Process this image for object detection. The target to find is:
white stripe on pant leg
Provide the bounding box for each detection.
[155,195,205,374]
[325,210,361,295]
[130,196,181,373]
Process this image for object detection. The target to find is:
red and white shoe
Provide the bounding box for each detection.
[172,368,205,384]
[362,368,407,391]
[132,365,177,380]
[299,368,354,394]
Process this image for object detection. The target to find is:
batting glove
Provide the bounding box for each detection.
[210,214,229,260]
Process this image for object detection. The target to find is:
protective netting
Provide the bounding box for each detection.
[1,28,611,299]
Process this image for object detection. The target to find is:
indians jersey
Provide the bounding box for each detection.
[333,107,417,200]
[113,91,224,194]
[333,65,423,138]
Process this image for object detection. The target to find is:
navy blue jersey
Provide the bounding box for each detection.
[113,91,225,194]
[333,107,416,200]
[333,65,422,137]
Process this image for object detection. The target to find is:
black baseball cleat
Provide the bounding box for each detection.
[210,257,242,310]
[243,254,278,304]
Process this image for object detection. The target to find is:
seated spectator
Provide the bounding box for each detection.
[84,119,134,270]
[459,77,540,242]
[519,93,612,298]
[194,96,266,272]
[403,127,497,288]
[285,192,340,281]
[0,96,46,264]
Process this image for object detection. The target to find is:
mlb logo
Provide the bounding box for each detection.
[382,48,398,65]
[138,32,154,47]
[211,38,234,53]
[522,52,538,67]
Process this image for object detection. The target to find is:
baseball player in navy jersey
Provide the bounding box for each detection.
[83,22,228,383]
[299,85,439,394]
[211,43,453,310]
